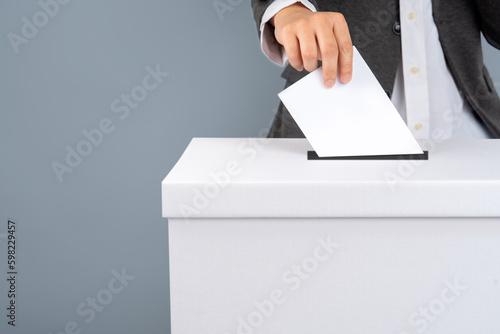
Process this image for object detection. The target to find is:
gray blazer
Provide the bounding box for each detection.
[251,0,500,138]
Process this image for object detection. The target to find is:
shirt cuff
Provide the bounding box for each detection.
[260,0,317,66]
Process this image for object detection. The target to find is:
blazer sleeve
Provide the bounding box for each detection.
[476,0,500,49]
[250,0,319,40]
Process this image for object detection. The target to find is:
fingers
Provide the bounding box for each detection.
[331,14,353,83]
[280,25,318,73]
[282,36,303,71]
[316,26,338,88]
[297,29,318,72]
[273,8,353,87]
[282,32,318,73]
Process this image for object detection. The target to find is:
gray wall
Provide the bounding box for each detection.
[0,1,498,333]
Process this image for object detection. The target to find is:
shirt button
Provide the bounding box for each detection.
[415,123,423,130]
[408,12,417,20]
[410,66,420,74]
[392,22,401,35]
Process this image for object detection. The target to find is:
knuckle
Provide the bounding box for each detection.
[321,52,337,62]
[333,12,346,22]
[322,59,337,70]
[302,50,317,60]
[287,52,300,63]
[280,24,295,36]
[295,18,310,29]
[288,54,300,65]
[338,41,353,54]
[323,68,336,78]
[322,44,338,57]
[281,38,295,49]
[340,62,352,72]
[305,63,318,72]
[317,12,331,23]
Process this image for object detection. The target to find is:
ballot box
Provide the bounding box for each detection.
[161,138,500,334]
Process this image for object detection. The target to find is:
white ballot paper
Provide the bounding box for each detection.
[278,47,423,157]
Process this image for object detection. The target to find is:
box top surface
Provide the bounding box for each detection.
[162,138,500,218]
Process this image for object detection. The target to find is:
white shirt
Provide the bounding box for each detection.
[260,0,493,139]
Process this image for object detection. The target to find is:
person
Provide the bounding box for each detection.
[250,0,500,139]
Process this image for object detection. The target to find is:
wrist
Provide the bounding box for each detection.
[270,2,310,27]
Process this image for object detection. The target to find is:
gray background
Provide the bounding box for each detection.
[0,1,498,333]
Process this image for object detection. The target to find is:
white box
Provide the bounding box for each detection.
[162,138,500,334]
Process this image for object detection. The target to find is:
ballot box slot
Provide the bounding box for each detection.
[307,151,429,160]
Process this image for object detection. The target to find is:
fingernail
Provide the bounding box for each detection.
[325,79,335,88]
[342,73,352,83]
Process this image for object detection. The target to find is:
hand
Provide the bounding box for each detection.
[271,3,353,88]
